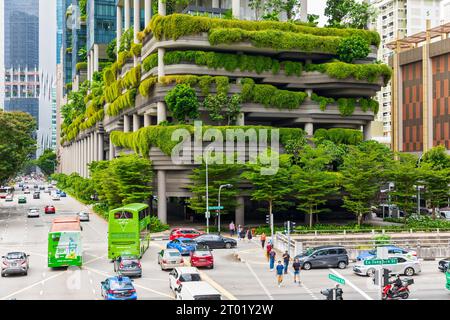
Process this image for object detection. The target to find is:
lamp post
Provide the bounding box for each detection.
[388,182,394,218]
[205,156,209,234]
[218,184,232,235]
[417,185,424,217]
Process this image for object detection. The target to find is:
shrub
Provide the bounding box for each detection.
[76,62,87,71]
[142,53,158,72]
[103,67,116,86]
[374,234,391,246]
[165,84,200,122]
[106,89,137,116]
[337,35,371,63]
[130,43,142,57]
[138,77,158,97]
[311,93,335,111]
[119,28,134,53]
[314,128,363,145]
[122,65,141,89]
[104,79,123,103]
[337,98,356,116]
[149,216,170,232]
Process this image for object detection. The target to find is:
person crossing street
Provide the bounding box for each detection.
[260,232,266,249]
[266,241,272,261]
[282,250,290,274]
[276,261,284,287]
[269,248,276,271]
[293,258,301,284]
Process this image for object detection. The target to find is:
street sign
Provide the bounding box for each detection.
[364,258,398,266]
[328,274,345,285]
[208,206,224,210]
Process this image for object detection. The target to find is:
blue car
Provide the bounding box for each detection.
[356,245,417,261]
[100,276,137,300]
[59,191,66,197]
[166,237,197,255]
[55,190,61,195]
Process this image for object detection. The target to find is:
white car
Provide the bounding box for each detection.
[169,267,202,293]
[353,255,421,277]
[175,281,221,300]
[78,211,90,221]
[27,208,40,218]
[51,193,60,200]
[437,208,450,220]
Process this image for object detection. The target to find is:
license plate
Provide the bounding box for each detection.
[199,259,206,262]
[11,263,17,267]
[170,261,176,264]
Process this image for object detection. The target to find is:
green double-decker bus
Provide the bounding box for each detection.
[48,216,82,268]
[108,203,151,260]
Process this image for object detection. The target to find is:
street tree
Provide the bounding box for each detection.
[0,111,36,184]
[325,0,376,29]
[421,145,450,169]
[419,163,450,219]
[340,141,393,225]
[34,149,57,176]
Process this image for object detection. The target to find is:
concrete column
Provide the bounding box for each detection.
[304,123,313,136]
[305,89,313,98]
[236,113,245,125]
[235,196,245,227]
[144,113,152,127]
[93,45,99,73]
[77,141,81,174]
[124,115,131,132]
[98,133,104,161]
[133,0,140,43]
[109,137,115,160]
[157,48,165,78]
[116,5,123,54]
[158,0,166,16]
[299,0,308,22]
[157,102,167,124]
[124,0,131,30]
[82,139,86,177]
[363,122,372,141]
[212,0,219,8]
[133,114,140,132]
[144,0,152,26]
[157,170,167,224]
[93,132,98,161]
[87,54,91,81]
[232,0,240,18]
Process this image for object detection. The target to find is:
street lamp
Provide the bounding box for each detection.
[416,184,424,218]
[205,156,209,234]
[218,184,233,235]
[388,182,394,218]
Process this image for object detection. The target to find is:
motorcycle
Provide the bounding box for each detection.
[382,277,413,300]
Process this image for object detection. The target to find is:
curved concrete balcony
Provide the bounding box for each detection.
[142,63,384,97]
[142,33,378,63]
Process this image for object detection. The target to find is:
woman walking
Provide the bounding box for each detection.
[229,221,236,237]
[246,228,253,242]
[260,232,266,249]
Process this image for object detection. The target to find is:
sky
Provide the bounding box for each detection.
[307,0,328,26]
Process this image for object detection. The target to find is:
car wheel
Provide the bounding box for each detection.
[367,268,376,277]
[1,273,5,277]
[210,264,214,269]
[404,267,415,276]
[303,262,312,270]
[24,271,28,276]
[337,261,347,269]
[225,243,231,249]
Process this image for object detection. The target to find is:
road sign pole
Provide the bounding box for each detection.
[379,264,383,300]
[287,221,291,257]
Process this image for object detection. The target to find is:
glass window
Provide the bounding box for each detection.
[114,211,133,219]
[328,249,338,255]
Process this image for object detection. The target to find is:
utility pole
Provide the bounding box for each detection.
[205,156,209,233]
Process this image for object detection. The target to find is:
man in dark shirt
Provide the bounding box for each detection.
[282,251,290,274]
[292,258,301,284]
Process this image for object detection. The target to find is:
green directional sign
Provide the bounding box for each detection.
[364,258,398,266]
[328,274,345,285]
[208,206,224,210]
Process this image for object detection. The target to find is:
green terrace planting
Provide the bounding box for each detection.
[110,125,305,157]
[145,14,380,46]
[310,93,379,115]
[142,50,391,84]
[106,89,137,116]
[122,65,141,89]
[76,62,87,72]
[314,128,363,145]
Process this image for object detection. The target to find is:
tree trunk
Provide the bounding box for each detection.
[357,213,362,226]
[309,207,313,228]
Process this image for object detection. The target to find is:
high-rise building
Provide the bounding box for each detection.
[0,0,40,127]
[369,0,443,145]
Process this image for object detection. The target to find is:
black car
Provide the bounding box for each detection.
[193,234,237,249]
[438,257,450,272]
[294,245,349,270]
[33,191,40,199]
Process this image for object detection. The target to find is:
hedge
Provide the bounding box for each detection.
[106,89,137,116]
[104,79,123,103]
[138,76,158,97]
[314,128,363,145]
[111,125,305,157]
[146,14,380,46]
[310,93,379,116]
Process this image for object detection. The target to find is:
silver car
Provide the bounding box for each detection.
[78,211,90,221]
[1,252,29,277]
[27,208,40,218]
[353,256,421,277]
[114,255,142,278]
[158,249,184,270]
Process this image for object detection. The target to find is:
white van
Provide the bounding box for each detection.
[175,281,221,300]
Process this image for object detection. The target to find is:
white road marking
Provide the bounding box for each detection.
[328,268,373,300]
[245,261,274,300]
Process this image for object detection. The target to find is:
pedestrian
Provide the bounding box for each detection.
[269,248,276,271]
[246,228,253,242]
[237,225,242,241]
[240,227,246,241]
[260,232,266,249]
[282,250,290,274]
[276,260,284,287]
[229,221,236,237]
[292,258,301,284]
[266,241,272,261]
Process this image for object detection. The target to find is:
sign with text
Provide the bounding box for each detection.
[364,258,398,266]
[328,273,345,285]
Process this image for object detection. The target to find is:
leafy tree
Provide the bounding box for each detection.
[0,111,36,184]
[202,93,241,125]
[263,0,301,21]
[248,0,264,20]
[78,47,87,62]
[325,0,376,29]
[340,141,393,225]
[165,84,199,123]
[34,149,57,176]
[241,151,293,235]
[390,153,420,219]
[106,38,117,62]
[419,163,450,219]
[187,159,241,219]
[337,35,370,63]
[291,145,339,227]
[421,145,450,169]
[307,14,319,26]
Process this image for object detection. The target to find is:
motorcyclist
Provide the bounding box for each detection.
[390,274,403,295]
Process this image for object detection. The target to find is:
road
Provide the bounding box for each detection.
[1,184,449,300]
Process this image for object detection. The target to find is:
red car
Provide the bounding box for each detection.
[44,205,56,214]
[190,247,214,269]
[169,228,203,241]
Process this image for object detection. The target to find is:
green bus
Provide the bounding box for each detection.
[108,203,151,260]
[48,216,82,267]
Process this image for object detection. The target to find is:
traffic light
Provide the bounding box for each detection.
[265,215,270,224]
[382,269,391,286]
[373,268,391,286]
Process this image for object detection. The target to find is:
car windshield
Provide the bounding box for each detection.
[109,280,133,290]
[180,273,202,282]
[168,252,181,257]
[181,239,195,244]
[122,259,139,265]
[7,253,25,259]
[194,251,211,257]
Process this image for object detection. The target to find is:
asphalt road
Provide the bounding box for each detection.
[1,183,449,300]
